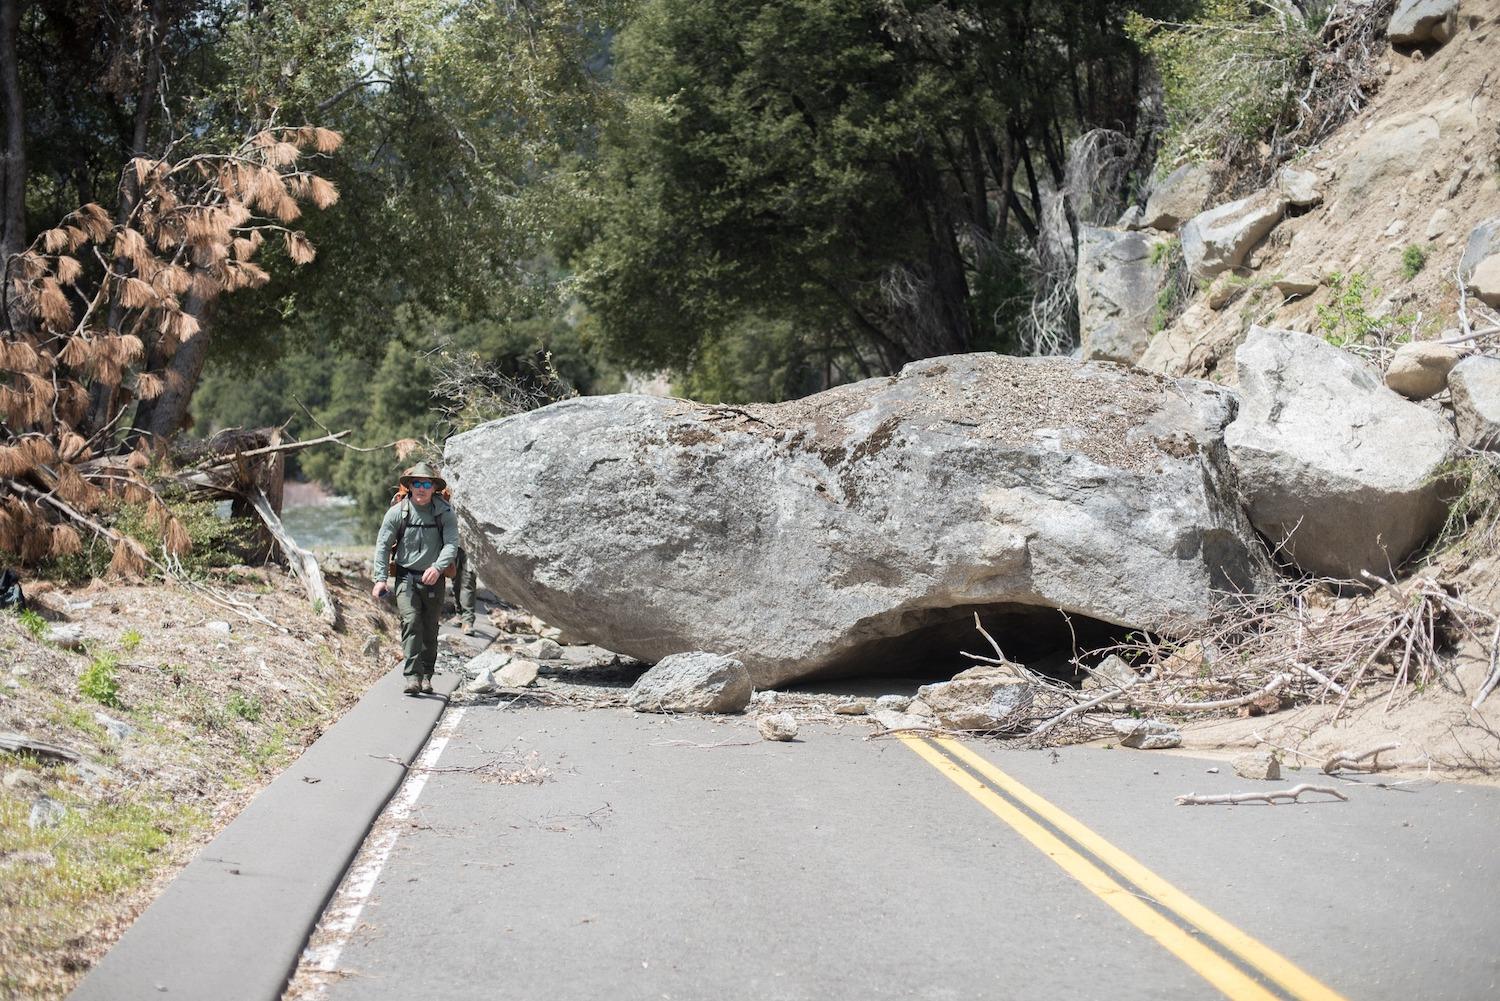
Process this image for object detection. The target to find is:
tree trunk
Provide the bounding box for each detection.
[0,0,27,267]
[132,294,214,440]
[86,0,166,434]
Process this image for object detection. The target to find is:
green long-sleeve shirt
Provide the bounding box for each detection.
[371,499,459,584]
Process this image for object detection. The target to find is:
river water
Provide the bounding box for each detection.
[280,487,363,550]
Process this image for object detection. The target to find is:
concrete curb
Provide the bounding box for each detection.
[68,664,464,1001]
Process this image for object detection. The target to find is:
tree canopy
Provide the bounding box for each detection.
[577,0,1188,399]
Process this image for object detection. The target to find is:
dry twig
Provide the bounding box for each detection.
[1175,783,1349,806]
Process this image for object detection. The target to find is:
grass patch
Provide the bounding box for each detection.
[227,692,263,723]
[1435,451,1500,561]
[0,784,202,996]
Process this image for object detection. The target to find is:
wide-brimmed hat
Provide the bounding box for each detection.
[399,462,446,491]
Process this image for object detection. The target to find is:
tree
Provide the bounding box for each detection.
[578,0,1187,393]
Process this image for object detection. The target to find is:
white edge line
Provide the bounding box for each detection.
[302,706,467,988]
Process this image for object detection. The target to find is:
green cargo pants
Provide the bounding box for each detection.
[453,547,477,629]
[396,574,446,678]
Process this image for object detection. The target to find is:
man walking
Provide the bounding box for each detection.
[371,462,459,695]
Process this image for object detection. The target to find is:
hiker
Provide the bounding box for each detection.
[450,545,479,635]
[370,462,459,695]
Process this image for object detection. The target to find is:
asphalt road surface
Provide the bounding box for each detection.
[294,704,1500,1001]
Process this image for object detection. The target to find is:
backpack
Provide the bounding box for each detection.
[0,569,25,612]
[386,492,458,580]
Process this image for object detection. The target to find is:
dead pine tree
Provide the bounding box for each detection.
[1,125,341,572]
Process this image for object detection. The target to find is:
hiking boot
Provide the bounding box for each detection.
[420,677,434,694]
[461,622,477,636]
[404,679,422,696]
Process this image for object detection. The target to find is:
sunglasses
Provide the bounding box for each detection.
[410,480,434,489]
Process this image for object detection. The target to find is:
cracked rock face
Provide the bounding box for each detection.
[1225,327,1458,581]
[446,354,1270,688]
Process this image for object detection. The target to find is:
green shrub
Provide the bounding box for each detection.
[1401,244,1428,280]
[120,629,142,652]
[80,653,122,708]
[1315,271,1412,348]
[1127,0,1316,166]
[39,498,257,583]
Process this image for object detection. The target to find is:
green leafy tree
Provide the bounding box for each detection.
[577,0,1185,396]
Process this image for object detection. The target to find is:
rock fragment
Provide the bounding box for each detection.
[758,713,799,741]
[496,659,540,688]
[916,671,1034,733]
[1387,0,1459,45]
[1111,718,1182,749]
[627,652,753,714]
[1180,192,1287,279]
[1232,752,1282,781]
[1225,327,1457,579]
[1075,226,1170,364]
[1142,163,1216,231]
[1385,341,1460,400]
[1449,356,1500,451]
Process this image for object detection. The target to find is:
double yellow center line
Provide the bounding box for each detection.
[900,736,1349,1001]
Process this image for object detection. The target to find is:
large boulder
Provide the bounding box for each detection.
[1225,327,1458,580]
[1180,192,1287,280]
[1387,0,1459,45]
[1142,163,1216,231]
[446,354,1271,688]
[1449,356,1500,451]
[1075,226,1170,364]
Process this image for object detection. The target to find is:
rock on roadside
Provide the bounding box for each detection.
[627,652,753,714]
[758,713,799,741]
[1225,327,1457,580]
[1111,718,1182,750]
[916,670,1034,733]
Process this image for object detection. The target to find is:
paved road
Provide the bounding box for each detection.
[295,704,1500,1001]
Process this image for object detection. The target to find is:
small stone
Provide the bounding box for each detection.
[360,635,381,658]
[1233,751,1282,780]
[758,713,799,741]
[627,651,753,714]
[94,712,134,742]
[1273,274,1320,298]
[905,697,935,718]
[496,659,540,688]
[872,709,934,732]
[1426,207,1454,240]
[1207,766,1221,774]
[1468,255,1500,307]
[464,668,498,695]
[463,648,513,680]
[833,700,869,716]
[874,695,910,712]
[523,638,563,661]
[1276,166,1323,207]
[539,626,563,641]
[1385,341,1461,400]
[1383,218,1407,238]
[46,623,85,651]
[1111,718,1182,750]
[205,621,232,635]
[29,796,67,831]
[3,769,44,793]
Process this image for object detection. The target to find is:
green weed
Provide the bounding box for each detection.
[1401,244,1428,280]
[78,653,122,708]
[120,629,142,652]
[16,607,47,638]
